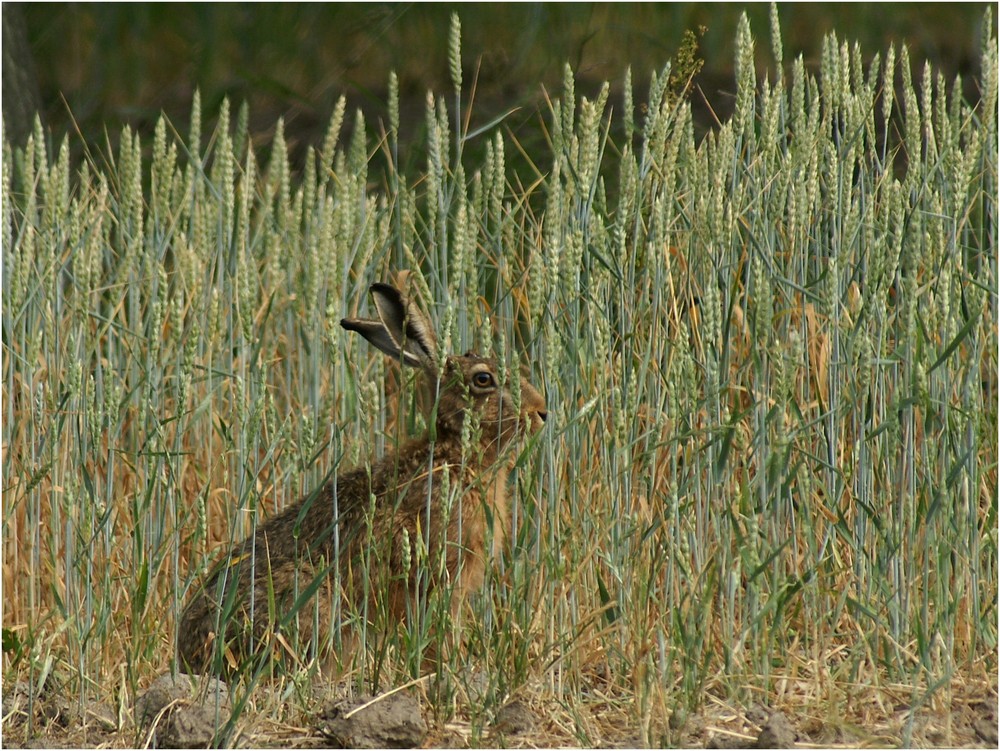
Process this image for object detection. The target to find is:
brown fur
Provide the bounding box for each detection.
[177,288,547,676]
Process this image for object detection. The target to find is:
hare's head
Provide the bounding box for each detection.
[342,282,547,460]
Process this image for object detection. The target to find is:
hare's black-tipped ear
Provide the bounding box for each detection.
[369,282,439,370]
[340,282,439,371]
[340,317,419,365]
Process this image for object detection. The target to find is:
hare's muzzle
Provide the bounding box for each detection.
[521,381,548,432]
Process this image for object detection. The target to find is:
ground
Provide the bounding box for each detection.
[3,671,997,748]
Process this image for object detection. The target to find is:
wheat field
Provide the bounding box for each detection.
[3,9,997,747]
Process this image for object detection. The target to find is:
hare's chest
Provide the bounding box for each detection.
[431,467,506,590]
[450,468,509,558]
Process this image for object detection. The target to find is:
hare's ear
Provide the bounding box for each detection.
[340,283,439,371]
[370,282,439,370]
[340,317,416,364]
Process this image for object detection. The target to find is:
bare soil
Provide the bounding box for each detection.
[3,673,997,749]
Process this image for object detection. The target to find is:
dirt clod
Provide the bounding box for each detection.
[318,692,426,748]
[746,704,770,727]
[706,732,753,749]
[135,672,231,749]
[755,711,796,749]
[668,708,687,730]
[492,699,536,736]
[3,681,35,727]
[973,719,998,746]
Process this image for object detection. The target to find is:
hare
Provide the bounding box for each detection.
[177,279,547,676]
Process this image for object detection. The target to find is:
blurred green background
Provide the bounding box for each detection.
[4,3,995,158]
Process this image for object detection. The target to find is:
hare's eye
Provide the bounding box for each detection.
[472,372,495,389]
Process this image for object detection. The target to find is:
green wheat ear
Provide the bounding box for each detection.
[449,12,463,96]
